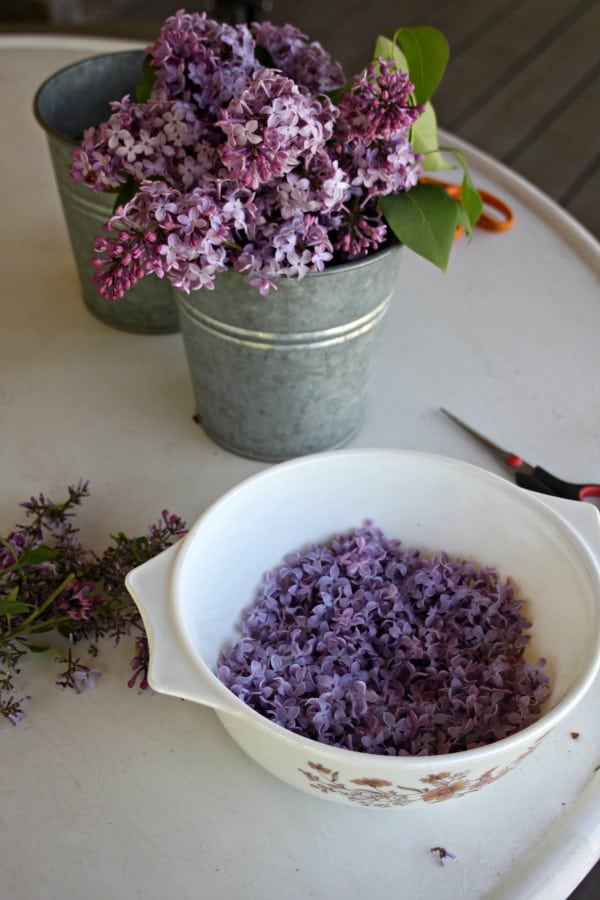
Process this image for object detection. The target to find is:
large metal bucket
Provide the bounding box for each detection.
[33,51,179,335]
[174,245,402,461]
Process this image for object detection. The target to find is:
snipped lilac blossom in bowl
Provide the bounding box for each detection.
[126,449,600,809]
[216,520,551,757]
[70,10,482,300]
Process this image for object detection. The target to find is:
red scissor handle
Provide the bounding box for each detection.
[579,484,600,501]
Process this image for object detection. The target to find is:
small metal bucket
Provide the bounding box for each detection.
[33,51,179,335]
[174,245,402,461]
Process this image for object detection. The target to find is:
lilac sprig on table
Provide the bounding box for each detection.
[217,521,551,756]
[0,482,186,725]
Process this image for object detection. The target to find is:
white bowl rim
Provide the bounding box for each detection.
[169,447,600,768]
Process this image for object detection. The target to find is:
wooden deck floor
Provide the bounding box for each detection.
[2,2,599,894]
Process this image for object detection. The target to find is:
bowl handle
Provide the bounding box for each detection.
[535,494,600,558]
[126,543,241,714]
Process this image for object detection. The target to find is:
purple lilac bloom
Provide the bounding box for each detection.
[71,94,219,193]
[0,530,27,568]
[71,666,101,693]
[217,522,551,757]
[349,136,422,199]
[147,10,256,113]
[235,211,334,294]
[217,68,333,190]
[431,846,457,866]
[336,59,423,143]
[331,208,388,258]
[128,634,153,692]
[55,579,102,620]
[275,154,349,220]
[251,20,346,92]
[92,179,232,297]
[2,483,187,724]
[4,699,27,725]
[72,13,427,296]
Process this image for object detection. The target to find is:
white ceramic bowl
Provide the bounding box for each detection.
[126,449,600,809]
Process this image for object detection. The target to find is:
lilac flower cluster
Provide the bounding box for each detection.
[217,522,551,756]
[55,578,103,620]
[0,482,186,724]
[70,10,424,298]
[252,20,346,93]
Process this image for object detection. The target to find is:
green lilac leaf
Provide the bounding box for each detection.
[28,623,57,635]
[0,586,29,616]
[456,203,472,232]
[16,546,58,566]
[56,622,74,638]
[0,601,31,614]
[394,26,449,104]
[135,54,156,103]
[411,102,453,172]
[112,176,138,213]
[439,146,483,234]
[379,184,458,271]
[326,81,353,103]
[373,34,408,71]
[254,44,276,68]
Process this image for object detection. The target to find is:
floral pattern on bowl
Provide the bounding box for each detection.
[298,736,545,807]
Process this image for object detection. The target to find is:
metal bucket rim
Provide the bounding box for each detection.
[303,241,401,278]
[173,242,402,298]
[33,49,145,145]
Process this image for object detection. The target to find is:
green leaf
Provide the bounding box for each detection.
[18,546,59,565]
[394,26,449,104]
[0,600,31,615]
[373,34,408,71]
[254,43,276,68]
[378,184,459,271]
[439,146,483,235]
[135,54,156,103]
[455,202,472,233]
[1,545,59,574]
[411,102,453,172]
[0,587,30,616]
[13,572,75,633]
[326,81,353,103]
[29,621,60,634]
[112,175,138,213]
[56,622,74,639]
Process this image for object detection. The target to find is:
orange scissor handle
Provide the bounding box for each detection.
[421,178,515,237]
[476,189,514,232]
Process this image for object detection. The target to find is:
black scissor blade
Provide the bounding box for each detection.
[440,408,535,475]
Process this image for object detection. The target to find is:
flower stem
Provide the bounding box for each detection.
[8,573,75,639]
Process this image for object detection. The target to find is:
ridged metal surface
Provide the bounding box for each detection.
[33,51,179,334]
[175,245,402,461]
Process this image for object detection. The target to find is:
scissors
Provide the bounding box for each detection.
[421,178,514,237]
[440,408,600,502]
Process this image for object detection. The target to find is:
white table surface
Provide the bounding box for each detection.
[2,35,600,900]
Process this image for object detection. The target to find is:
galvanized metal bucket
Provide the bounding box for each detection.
[33,51,179,335]
[174,245,402,461]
